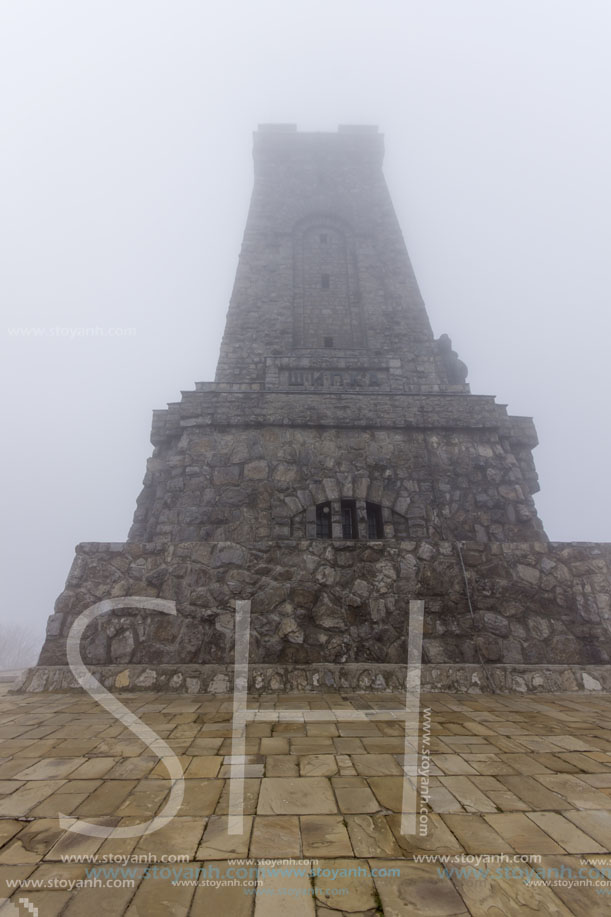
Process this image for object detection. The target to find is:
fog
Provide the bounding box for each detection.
[1,0,610,650]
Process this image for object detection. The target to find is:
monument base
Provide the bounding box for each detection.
[12,662,611,694]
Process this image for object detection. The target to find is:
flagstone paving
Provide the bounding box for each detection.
[2,687,611,914]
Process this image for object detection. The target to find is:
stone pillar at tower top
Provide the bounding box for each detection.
[214,124,445,393]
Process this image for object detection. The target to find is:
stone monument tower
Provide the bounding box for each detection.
[129,124,545,547]
[27,125,611,694]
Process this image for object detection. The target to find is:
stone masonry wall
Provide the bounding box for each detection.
[129,419,544,545]
[38,540,611,677]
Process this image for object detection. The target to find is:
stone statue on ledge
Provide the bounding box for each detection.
[436,333,468,384]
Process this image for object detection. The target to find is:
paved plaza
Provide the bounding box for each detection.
[2,687,611,914]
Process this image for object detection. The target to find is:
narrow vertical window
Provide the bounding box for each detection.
[366,502,384,539]
[316,502,332,538]
[321,273,330,289]
[323,336,334,348]
[320,233,328,243]
[341,500,358,539]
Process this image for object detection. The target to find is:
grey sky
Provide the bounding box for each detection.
[1,0,610,645]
